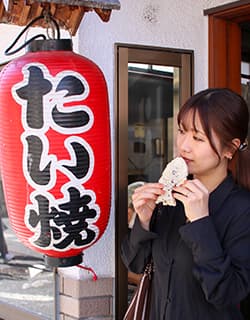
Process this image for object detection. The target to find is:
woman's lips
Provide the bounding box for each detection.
[182,157,192,165]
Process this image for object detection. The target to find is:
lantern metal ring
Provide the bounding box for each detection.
[4,11,61,56]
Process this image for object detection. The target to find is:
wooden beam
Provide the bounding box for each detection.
[27,0,120,10]
[0,0,120,36]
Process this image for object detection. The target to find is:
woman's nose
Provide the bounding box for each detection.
[179,134,192,152]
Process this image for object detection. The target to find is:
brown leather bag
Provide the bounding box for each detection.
[123,260,154,320]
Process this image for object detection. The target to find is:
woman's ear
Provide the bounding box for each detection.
[225,138,241,160]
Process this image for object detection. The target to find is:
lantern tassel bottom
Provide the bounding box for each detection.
[44,253,83,267]
[77,263,98,281]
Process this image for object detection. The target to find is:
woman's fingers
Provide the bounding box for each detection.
[133,183,163,202]
[132,183,164,229]
[173,179,209,222]
[173,179,208,197]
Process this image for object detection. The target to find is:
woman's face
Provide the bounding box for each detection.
[176,110,228,182]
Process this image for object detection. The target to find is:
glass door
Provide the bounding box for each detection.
[115,44,193,319]
[127,63,178,301]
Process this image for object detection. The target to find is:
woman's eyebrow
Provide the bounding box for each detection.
[192,128,206,136]
[180,121,206,136]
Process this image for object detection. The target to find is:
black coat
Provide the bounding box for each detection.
[121,175,250,319]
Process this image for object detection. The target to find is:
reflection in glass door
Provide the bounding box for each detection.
[128,63,179,185]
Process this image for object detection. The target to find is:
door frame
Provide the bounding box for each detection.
[204,0,250,93]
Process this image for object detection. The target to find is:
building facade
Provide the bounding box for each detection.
[0,0,250,319]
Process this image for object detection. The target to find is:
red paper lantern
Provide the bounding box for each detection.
[0,39,111,267]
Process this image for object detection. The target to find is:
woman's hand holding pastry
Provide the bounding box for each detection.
[132,183,164,230]
[173,179,209,222]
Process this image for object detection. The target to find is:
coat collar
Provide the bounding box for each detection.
[209,173,236,216]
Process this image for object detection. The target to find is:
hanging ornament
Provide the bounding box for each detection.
[0,13,111,267]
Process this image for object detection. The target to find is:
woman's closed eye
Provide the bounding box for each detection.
[177,127,185,134]
[193,135,204,142]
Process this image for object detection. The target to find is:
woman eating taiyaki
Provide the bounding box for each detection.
[121,88,250,320]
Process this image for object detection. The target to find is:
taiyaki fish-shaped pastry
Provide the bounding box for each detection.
[156,157,188,206]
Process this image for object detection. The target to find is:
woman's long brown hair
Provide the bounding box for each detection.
[177,88,250,191]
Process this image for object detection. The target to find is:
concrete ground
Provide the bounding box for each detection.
[0,218,54,319]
